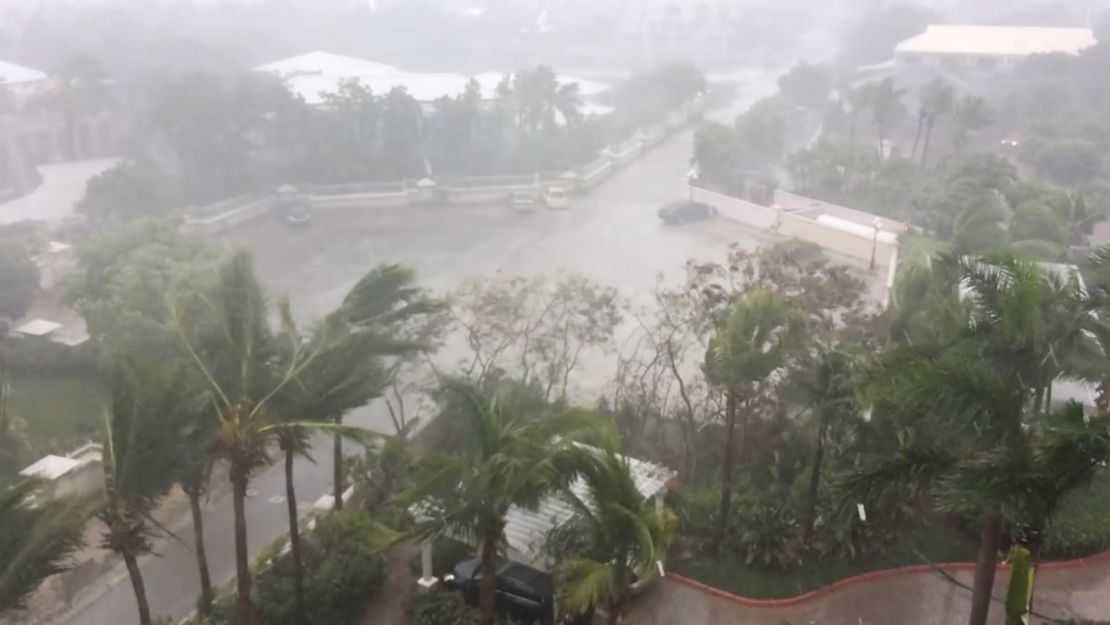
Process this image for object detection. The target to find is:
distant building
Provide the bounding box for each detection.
[895,25,1097,72]
[254,51,612,117]
[0,59,123,201]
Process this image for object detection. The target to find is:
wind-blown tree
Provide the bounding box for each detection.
[32,56,110,160]
[99,359,191,625]
[854,252,1108,625]
[0,481,85,616]
[871,77,904,157]
[916,79,955,165]
[77,160,181,222]
[403,380,598,625]
[552,450,676,625]
[170,252,432,625]
[704,289,798,550]
[795,348,859,542]
[321,264,441,512]
[949,95,993,151]
[845,83,875,146]
[0,243,40,323]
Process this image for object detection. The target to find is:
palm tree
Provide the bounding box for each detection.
[871,77,903,158]
[171,253,433,625]
[0,481,85,615]
[321,264,440,512]
[99,360,190,625]
[32,56,110,160]
[950,95,993,152]
[917,79,955,166]
[179,420,215,618]
[855,253,1106,625]
[553,450,676,625]
[403,380,598,625]
[796,348,859,542]
[704,289,798,549]
[845,83,874,147]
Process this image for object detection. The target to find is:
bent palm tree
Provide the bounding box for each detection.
[171,253,433,625]
[0,481,85,615]
[705,289,797,549]
[553,450,676,625]
[99,360,191,625]
[403,380,598,625]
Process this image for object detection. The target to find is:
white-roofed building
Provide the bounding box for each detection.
[254,51,611,111]
[895,25,1097,72]
[19,443,104,501]
[0,59,49,101]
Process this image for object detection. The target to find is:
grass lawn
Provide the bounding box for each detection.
[671,518,978,599]
[8,373,107,457]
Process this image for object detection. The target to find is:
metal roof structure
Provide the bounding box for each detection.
[896,25,1096,58]
[502,448,675,565]
[20,455,80,480]
[14,318,62,337]
[0,59,47,86]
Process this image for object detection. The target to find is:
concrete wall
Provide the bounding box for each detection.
[309,191,409,210]
[184,196,274,234]
[778,211,898,267]
[52,462,103,500]
[577,156,614,191]
[691,186,778,230]
[775,189,911,234]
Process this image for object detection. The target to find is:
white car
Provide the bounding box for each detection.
[542,186,569,210]
[510,190,539,213]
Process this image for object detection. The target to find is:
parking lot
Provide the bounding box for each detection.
[216,131,776,321]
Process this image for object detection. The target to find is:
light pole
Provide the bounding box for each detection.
[687,162,699,201]
[869,217,883,272]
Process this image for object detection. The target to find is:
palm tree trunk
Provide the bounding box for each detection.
[968,511,1003,625]
[122,549,153,625]
[606,597,621,625]
[800,416,829,543]
[478,525,499,625]
[713,391,738,549]
[333,414,344,512]
[911,116,925,161]
[230,461,254,625]
[185,484,213,616]
[285,448,306,625]
[920,121,935,167]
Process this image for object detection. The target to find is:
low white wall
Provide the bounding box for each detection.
[691,186,778,230]
[779,212,898,267]
[775,189,911,234]
[309,192,410,210]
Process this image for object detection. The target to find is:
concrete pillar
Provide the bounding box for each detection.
[417,540,438,589]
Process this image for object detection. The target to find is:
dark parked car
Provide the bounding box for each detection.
[276,184,312,227]
[658,200,717,224]
[447,558,554,624]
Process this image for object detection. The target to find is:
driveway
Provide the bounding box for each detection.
[55,128,779,625]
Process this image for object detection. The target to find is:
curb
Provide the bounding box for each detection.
[668,546,1110,608]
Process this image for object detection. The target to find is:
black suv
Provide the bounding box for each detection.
[447,558,554,625]
[658,200,717,225]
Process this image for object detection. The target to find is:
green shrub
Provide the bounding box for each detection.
[2,337,99,376]
[404,589,478,625]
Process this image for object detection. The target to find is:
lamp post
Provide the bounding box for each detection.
[687,164,699,201]
[869,217,883,272]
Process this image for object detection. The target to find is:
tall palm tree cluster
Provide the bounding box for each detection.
[840,77,991,162]
[1,251,439,625]
[852,250,1110,625]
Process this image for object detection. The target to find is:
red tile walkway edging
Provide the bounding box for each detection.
[669,547,1110,608]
